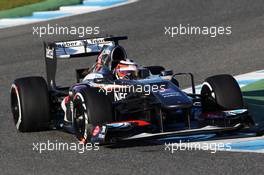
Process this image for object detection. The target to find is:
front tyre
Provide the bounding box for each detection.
[10,77,51,132]
[73,87,113,142]
[201,74,244,111]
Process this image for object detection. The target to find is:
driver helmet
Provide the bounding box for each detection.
[114,59,138,79]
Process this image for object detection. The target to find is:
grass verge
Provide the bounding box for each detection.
[0,0,44,11]
[241,79,264,126]
[0,0,82,18]
[242,79,264,105]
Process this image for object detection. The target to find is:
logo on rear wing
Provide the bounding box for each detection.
[46,38,114,59]
[55,38,112,48]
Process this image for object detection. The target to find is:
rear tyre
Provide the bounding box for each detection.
[10,77,51,132]
[74,87,113,141]
[201,74,244,111]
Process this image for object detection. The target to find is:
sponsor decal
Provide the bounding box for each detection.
[56,41,82,48]
[55,38,111,48]
[160,90,181,98]
[114,92,128,101]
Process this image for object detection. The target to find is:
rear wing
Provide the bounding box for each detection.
[45,38,114,59]
[44,36,128,89]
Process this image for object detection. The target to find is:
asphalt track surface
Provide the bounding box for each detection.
[1,0,264,174]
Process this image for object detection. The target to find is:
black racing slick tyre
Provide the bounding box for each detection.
[10,77,51,132]
[73,87,113,141]
[201,74,244,111]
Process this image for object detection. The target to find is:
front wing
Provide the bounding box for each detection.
[91,122,244,145]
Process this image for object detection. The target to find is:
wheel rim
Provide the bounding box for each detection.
[74,93,90,141]
[10,84,22,129]
[201,83,217,111]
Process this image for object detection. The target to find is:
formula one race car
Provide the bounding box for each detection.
[10,36,255,145]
